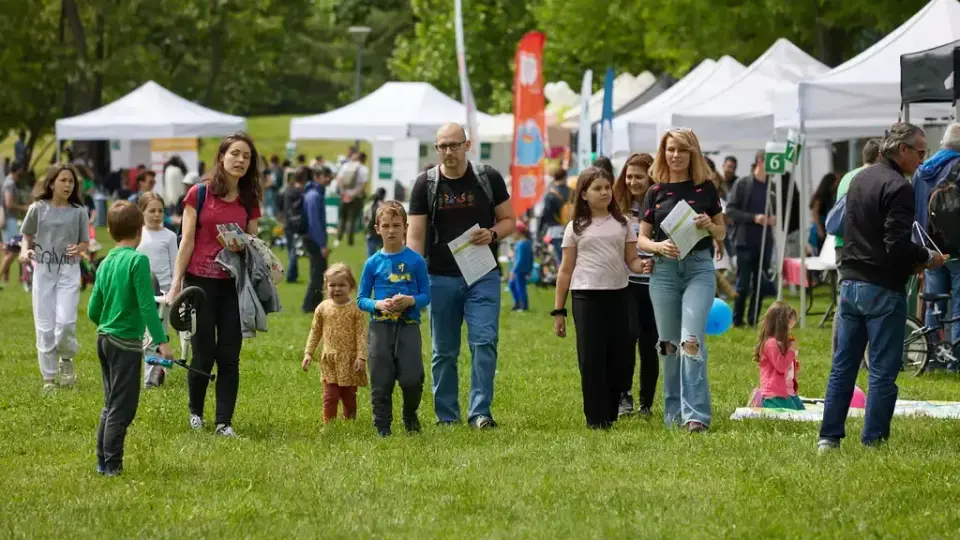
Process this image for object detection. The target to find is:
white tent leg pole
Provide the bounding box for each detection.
[754,179,773,321]
[55,140,60,164]
[799,142,810,328]
[904,103,911,123]
[779,173,795,301]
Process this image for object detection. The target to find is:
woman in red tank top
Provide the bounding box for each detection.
[167,133,263,437]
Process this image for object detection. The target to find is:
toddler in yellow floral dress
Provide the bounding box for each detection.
[303,263,368,425]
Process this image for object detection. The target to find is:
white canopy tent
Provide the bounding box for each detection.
[289,82,494,141]
[55,81,246,141]
[561,72,657,129]
[611,59,715,155]
[619,56,747,154]
[783,0,960,139]
[673,39,829,150]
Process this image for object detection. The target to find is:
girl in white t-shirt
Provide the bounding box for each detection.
[553,166,648,429]
[137,192,178,388]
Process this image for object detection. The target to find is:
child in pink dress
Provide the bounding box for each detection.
[754,301,804,410]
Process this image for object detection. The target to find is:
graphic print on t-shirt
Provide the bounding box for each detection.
[439,186,477,212]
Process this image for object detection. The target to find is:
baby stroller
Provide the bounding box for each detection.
[145,283,212,388]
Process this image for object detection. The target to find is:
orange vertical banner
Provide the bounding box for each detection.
[511,31,547,216]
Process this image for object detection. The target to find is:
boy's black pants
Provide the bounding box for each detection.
[96,335,143,470]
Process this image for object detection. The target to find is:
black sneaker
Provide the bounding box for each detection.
[404,416,422,433]
[377,427,392,437]
[471,415,497,430]
[618,393,635,417]
[638,405,653,417]
[103,463,123,477]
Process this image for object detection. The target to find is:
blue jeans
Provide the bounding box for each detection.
[428,271,501,423]
[551,237,563,267]
[366,236,383,258]
[924,260,960,349]
[265,188,277,218]
[508,271,529,310]
[285,227,298,283]
[649,248,716,427]
[820,281,907,445]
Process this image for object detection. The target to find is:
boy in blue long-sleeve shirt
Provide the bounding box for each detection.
[509,220,533,312]
[357,201,430,436]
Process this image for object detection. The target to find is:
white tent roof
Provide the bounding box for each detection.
[290,82,494,141]
[561,72,657,129]
[55,81,246,140]
[618,56,746,153]
[479,113,514,144]
[612,59,716,155]
[791,0,960,138]
[673,39,828,150]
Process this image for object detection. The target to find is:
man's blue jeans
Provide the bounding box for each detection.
[820,281,907,445]
[428,271,501,423]
[285,227,298,283]
[924,260,960,349]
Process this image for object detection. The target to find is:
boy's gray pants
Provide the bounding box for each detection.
[368,321,424,429]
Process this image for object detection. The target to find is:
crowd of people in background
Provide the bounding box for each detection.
[4,115,960,476]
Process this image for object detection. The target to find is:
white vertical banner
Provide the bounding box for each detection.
[577,69,594,173]
[454,0,480,162]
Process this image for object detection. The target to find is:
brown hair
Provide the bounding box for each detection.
[33,164,83,206]
[376,200,407,226]
[652,129,712,185]
[136,169,156,187]
[206,132,264,212]
[137,192,165,213]
[613,153,654,214]
[107,200,144,241]
[754,301,798,363]
[571,167,627,235]
[324,262,357,291]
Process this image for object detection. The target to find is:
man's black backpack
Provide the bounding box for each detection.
[928,160,960,254]
[285,185,309,235]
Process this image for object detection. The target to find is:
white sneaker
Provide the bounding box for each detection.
[58,359,76,387]
[817,438,840,454]
[189,414,204,431]
[215,424,239,438]
[42,381,56,393]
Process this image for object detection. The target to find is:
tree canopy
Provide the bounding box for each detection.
[0,0,935,167]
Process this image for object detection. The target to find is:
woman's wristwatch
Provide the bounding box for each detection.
[550,308,568,317]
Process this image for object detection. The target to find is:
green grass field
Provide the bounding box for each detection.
[0,116,371,175]
[3,234,960,538]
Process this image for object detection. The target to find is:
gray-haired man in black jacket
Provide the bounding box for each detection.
[818,122,948,452]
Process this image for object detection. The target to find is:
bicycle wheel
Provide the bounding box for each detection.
[901,315,930,376]
[861,315,929,376]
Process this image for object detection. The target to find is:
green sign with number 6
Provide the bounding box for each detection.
[764,142,787,175]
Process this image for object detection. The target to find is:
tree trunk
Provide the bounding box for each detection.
[814,21,845,68]
[201,0,226,106]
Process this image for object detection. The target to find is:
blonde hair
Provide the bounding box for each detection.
[324,262,357,291]
[137,192,165,212]
[376,200,407,226]
[651,129,712,185]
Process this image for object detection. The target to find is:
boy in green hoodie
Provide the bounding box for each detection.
[88,200,173,476]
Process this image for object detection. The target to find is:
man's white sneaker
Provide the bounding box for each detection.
[58,359,76,387]
[817,438,840,454]
[189,414,204,431]
[42,382,56,393]
[215,424,239,438]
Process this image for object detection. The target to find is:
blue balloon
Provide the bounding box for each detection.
[705,298,733,336]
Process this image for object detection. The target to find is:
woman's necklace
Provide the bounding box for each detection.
[592,213,613,225]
